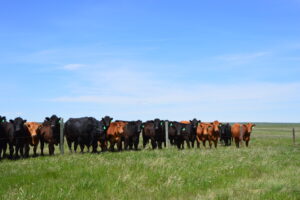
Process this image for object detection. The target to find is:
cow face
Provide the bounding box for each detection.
[136,120,142,133]
[154,118,161,130]
[10,117,27,133]
[200,123,210,135]
[173,123,181,136]
[0,116,6,124]
[169,121,175,128]
[190,118,200,129]
[245,123,256,134]
[211,120,221,133]
[45,115,61,128]
[102,116,113,129]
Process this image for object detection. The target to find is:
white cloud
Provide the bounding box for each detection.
[48,65,300,122]
[216,52,270,64]
[62,64,85,71]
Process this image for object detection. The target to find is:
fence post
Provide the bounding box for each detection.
[293,128,295,145]
[60,118,64,155]
[165,121,169,148]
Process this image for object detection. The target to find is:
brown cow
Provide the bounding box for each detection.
[231,123,256,148]
[106,121,127,151]
[208,120,222,148]
[180,121,190,124]
[25,122,41,157]
[196,123,211,148]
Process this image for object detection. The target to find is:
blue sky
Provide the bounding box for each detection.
[1,0,300,122]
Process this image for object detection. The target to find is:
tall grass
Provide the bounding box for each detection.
[0,123,299,199]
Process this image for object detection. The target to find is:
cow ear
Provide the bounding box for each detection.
[23,120,27,123]
[252,124,256,127]
[110,117,113,121]
[10,120,14,123]
[45,117,50,121]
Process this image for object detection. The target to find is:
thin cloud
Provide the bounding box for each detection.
[217,52,270,63]
[62,64,86,71]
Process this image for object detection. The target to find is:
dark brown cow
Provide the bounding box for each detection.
[38,115,61,156]
[106,121,127,151]
[231,123,256,148]
[25,122,41,157]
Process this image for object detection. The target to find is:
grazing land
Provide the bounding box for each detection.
[0,123,299,200]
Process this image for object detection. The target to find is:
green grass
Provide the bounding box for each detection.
[0,123,300,200]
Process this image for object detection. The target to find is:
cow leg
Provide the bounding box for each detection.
[151,138,156,149]
[143,137,148,148]
[40,140,44,156]
[133,136,139,150]
[117,140,122,151]
[235,138,239,148]
[214,140,218,148]
[67,139,72,153]
[3,142,7,158]
[185,137,190,149]
[245,140,249,147]
[157,140,162,149]
[124,137,129,150]
[74,141,78,152]
[79,144,84,153]
[9,143,14,159]
[15,142,20,159]
[49,144,54,155]
[208,139,212,149]
[92,141,98,153]
[24,143,30,158]
[33,145,37,157]
[176,140,181,150]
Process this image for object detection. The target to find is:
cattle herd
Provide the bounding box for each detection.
[0,115,256,159]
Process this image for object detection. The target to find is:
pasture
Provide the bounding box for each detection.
[0,123,299,200]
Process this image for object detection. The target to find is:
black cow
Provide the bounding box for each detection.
[190,118,201,148]
[99,116,113,151]
[39,115,61,156]
[220,123,232,146]
[123,120,142,150]
[168,121,177,145]
[174,122,191,149]
[0,116,7,159]
[64,117,105,153]
[8,117,30,158]
[154,118,166,149]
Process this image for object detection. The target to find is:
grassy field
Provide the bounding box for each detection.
[0,123,299,200]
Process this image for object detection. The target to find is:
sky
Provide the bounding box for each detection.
[0,0,300,122]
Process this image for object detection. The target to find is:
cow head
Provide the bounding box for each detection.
[169,121,175,128]
[45,115,61,128]
[199,123,210,135]
[154,118,161,130]
[102,116,113,130]
[0,116,6,124]
[173,122,182,136]
[136,120,143,133]
[211,120,222,133]
[10,117,27,133]
[245,123,256,134]
[190,118,200,129]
